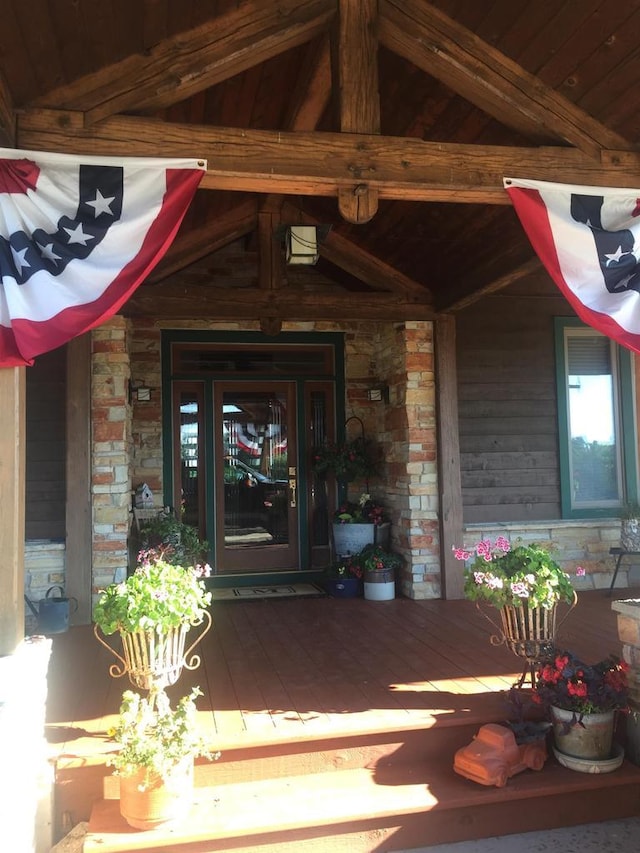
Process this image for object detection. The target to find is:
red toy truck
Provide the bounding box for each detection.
[453,723,547,787]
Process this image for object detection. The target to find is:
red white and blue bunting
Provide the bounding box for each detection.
[0,148,206,366]
[505,177,640,354]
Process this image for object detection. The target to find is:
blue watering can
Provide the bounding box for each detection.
[25,586,78,634]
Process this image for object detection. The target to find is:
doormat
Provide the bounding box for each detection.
[214,583,326,602]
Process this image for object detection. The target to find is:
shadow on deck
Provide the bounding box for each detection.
[47,589,640,851]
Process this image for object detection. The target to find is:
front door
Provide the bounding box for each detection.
[215,382,298,572]
[168,334,340,578]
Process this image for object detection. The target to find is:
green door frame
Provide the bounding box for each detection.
[161,330,345,585]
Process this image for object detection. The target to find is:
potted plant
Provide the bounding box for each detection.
[620,501,640,551]
[323,556,363,598]
[138,511,209,567]
[332,493,390,556]
[453,537,578,683]
[533,649,629,765]
[312,437,378,483]
[108,686,217,829]
[93,550,213,691]
[352,544,403,601]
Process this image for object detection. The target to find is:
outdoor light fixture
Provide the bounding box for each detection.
[286,225,319,265]
[367,386,389,403]
[129,379,151,403]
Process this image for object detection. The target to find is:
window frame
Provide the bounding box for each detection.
[555,317,638,518]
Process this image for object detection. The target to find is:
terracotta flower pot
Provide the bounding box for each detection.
[119,759,194,830]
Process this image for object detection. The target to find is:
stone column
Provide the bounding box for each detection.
[611,598,640,764]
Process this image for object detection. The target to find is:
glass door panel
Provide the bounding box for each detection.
[172,382,205,537]
[215,382,298,572]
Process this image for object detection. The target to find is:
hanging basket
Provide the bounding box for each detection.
[94,610,212,692]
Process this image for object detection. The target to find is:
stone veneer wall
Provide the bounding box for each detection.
[374,322,440,599]
[126,319,442,599]
[91,317,132,597]
[459,519,627,592]
[23,541,66,634]
[88,317,633,604]
[611,597,640,765]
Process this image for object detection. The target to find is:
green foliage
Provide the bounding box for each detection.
[326,556,363,580]
[455,538,575,610]
[333,493,387,524]
[107,687,217,786]
[351,544,403,574]
[93,557,212,635]
[535,650,629,715]
[138,512,208,566]
[570,436,617,503]
[312,437,378,482]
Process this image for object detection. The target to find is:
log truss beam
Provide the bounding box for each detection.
[17,110,640,205]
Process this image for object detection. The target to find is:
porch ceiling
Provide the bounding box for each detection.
[2,1,640,320]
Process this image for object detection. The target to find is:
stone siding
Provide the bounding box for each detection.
[23,541,66,633]
[459,520,631,592]
[91,318,132,599]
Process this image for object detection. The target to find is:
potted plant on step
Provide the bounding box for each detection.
[533,649,629,768]
[454,538,578,686]
[108,686,218,830]
[93,549,213,691]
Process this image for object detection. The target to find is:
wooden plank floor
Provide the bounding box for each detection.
[45,588,639,769]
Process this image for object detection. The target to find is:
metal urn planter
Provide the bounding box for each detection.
[480,593,576,688]
[94,611,212,692]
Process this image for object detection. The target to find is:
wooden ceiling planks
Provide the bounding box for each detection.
[3,0,640,318]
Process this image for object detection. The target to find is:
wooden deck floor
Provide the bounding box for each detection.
[45,587,638,769]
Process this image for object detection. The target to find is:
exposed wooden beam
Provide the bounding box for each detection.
[123,284,433,321]
[0,69,15,147]
[442,257,542,313]
[281,201,430,299]
[283,35,332,132]
[262,35,332,214]
[380,0,630,159]
[434,314,464,599]
[258,210,284,290]
[18,110,640,205]
[337,0,380,223]
[148,199,257,283]
[34,0,336,124]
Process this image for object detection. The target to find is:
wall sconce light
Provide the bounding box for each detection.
[286,225,319,265]
[129,380,151,403]
[367,386,389,403]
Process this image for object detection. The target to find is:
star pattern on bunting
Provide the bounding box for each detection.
[1,164,123,283]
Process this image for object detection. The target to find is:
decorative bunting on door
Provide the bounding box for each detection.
[0,148,206,367]
[505,177,640,354]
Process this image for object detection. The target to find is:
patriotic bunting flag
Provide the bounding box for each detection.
[504,177,640,354]
[0,148,206,366]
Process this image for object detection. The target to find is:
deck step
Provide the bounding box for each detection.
[56,691,514,829]
[84,745,640,852]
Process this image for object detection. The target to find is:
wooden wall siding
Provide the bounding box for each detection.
[456,276,572,524]
[25,346,67,540]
